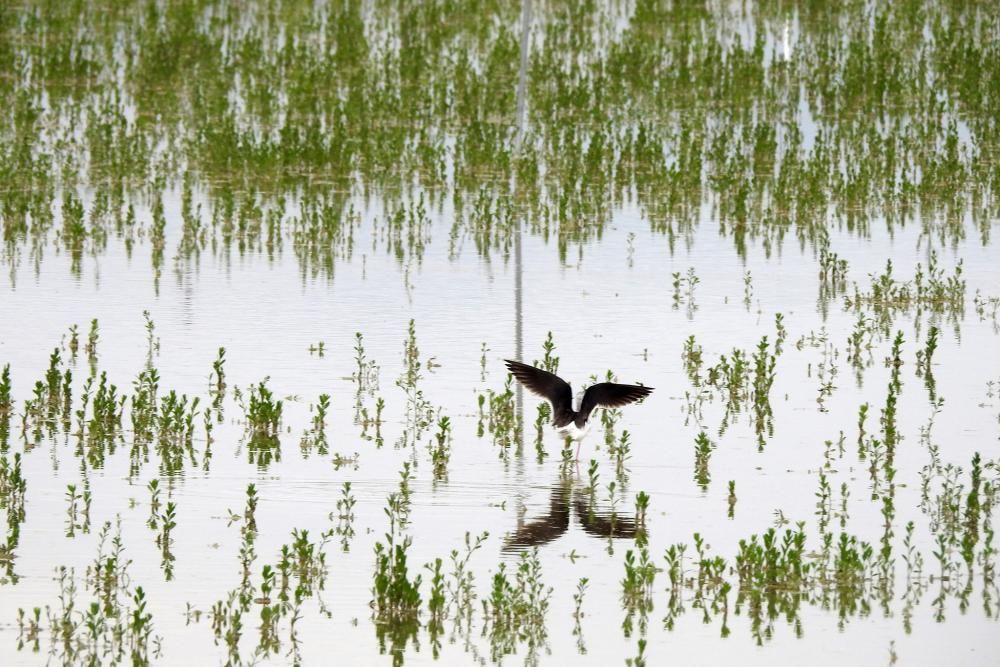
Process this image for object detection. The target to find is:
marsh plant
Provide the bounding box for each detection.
[751,337,777,446]
[572,577,589,653]
[396,320,434,448]
[482,548,552,661]
[300,393,330,457]
[916,326,939,397]
[246,379,282,467]
[0,364,11,446]
[672,267,700,319]
[743,270,754,311]
[64,481,92,538]
[621,544,656,639]
[85,319,100,369]
[210,347,227,409]
[610,430,633,475]
[16,520,158,664]
[146,479,161,530]
[634,492,651,548]
[213,526,329,664]
[586,459,600,511]
[430,414,452,480]
[359,397,385,448]
[479,376,521,457]
[694,431,715,490]
[156,501,177,581]
[152,391,200,476]
[702,334,777,446]
[1,1,1000,663]
[142,310,159,364]
[424,557,446,657]
[0,452,27,573]
[537,332,560,374]
[531,333,561,459]
[372,493,422,656]
[681,335,704,386]
[774,313,788,356]
[533,401,551,460]
[845,254,966,332]
[818,246,849,302]
[333,481,356,552]
[353,332,380,396]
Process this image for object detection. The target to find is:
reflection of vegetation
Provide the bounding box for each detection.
[1,2,996,279]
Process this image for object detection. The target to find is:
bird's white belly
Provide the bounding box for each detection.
[555,421,591,441]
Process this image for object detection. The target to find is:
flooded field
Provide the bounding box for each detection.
[1,1,999,665]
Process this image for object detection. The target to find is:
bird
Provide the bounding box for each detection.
[504,359,653,459]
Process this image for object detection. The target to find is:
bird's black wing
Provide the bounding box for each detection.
[504,360,573,414]
[577,383,653,422]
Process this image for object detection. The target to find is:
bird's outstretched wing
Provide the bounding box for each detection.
[504,359,573,415]
[578,383,653,422]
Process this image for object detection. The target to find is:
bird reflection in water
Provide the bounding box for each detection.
[502,475,637,553]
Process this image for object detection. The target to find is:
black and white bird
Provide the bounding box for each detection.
[504,359,653,458]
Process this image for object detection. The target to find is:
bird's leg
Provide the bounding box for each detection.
[575,439,582,461]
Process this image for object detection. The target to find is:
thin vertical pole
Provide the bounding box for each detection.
[513,0,531,428]
[515,0,532,147]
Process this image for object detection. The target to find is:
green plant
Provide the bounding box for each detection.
[694,431,715,490]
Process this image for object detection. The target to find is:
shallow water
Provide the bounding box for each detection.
[2,1,1000,665]
[2,202,998,665]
